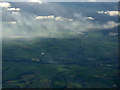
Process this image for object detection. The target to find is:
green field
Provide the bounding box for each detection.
[2,31,118,88]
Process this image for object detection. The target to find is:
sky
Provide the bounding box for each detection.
[0,0,119,2]
[0,2,119,39]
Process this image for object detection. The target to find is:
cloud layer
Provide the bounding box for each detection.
[2,2,119,39]
[3,12,119,39]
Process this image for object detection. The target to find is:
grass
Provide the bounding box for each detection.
[2,31,118,88]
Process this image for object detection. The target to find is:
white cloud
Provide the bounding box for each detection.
[98,11,119,16]
[35,15,54,20]
[106,11,119,16]
[85,17,94,20]
[68,19,74,22]
[55,16,64,21]
[7,21,17,24]
[12,11,20,14]
[0,2,11,8]
[9,36,31,38]
[27,0,42,4]
[3,12,118,39]
[103,21,118,29]
[0,0,119,2]
[89,0,96,2]
[55,17,73,21]
[98,11,104,13]
[108,32,118,36]
[7,8,20,11]
[35,15,73,21]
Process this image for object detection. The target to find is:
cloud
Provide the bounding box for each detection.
[98,11,104,13]
[0,2,11,8]
[98,11,119,16]
[35,15,73,21]
[7,8,20,11]
[2,13,95,38]
[12,11,20,14]
[0,0,119,2]
[103,21,119,29]
[27,0,42,4]
[9,36,32,38]
[108,32,118,36]
[106,11,119,16]
[89,0,96,2]
[84,17,94,20]
[35,15,54,20]
[2,6,118,39]
[6,21,17,24]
